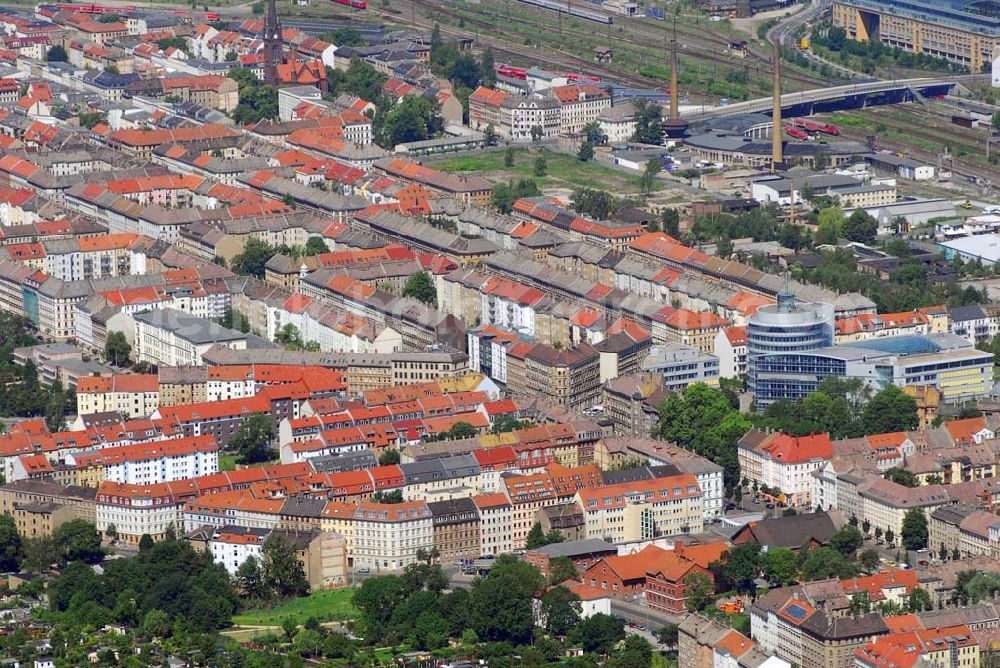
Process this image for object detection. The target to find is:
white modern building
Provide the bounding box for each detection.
[351,500,433,572]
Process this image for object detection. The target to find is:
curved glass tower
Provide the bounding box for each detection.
[747,291,835,410]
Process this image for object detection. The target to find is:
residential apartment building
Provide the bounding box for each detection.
[427,497,480,563]
[76,374,160,417]
[738,431,834,507]
[640,343,720,390]
[350,500,433,572]
[551,83,611,133]
[133,308,248,367]
[574,473,705,543]
[520,342,601,412]
[65,435,219,485]
[473,493,513,556]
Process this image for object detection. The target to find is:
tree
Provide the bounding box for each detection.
[884,467,919,487]
[862,386,918,435]
[640,159,661,195]
[105,524,118,543]
[378,449,401,466]
[504,147,515,167]
[105,330,132,367]
[483,124,497,146]
[53,519,103,564]
[801,546,856,581]
[525,522,548,549]
[720,541,762,595]
[321,27,364,46]
[684,572,714,611]
[231,237,281,278]
[885,528,895,546]
[228,412,273,465]
[530,125,543,142]
[138,534,153,552]
[578,142,594,162]
[582,121,607,145]
[402,271,437,306]
[830,525,864,557]
[533,154,547,177]
[540,585,581,635]
[901,508,928,551]
[381,95,443,146]
[0,514,22,571]
[78,111,107,130]
[276,323,304,350]
[609,635,653,668]
[659,208,680,237]
[571,187,619,219]
[814,206,843,245]
[859,548,881,572]
[861,518,871,535]
[570,613,624,654]
[470,554,545,643]
[263,534,310,598]
[46,45,67,62]
[481,45,496,86]
[849,590,872,615]
[303,237,329,256]
[45,379,67,432]
[763,547,798,586]
[658,623,679,648]
[843,209,878,245]
[235,555,268,600]
[631,98,663,144]
[909,586,932,612]
[549,556,577,584]
[228,68,278,124]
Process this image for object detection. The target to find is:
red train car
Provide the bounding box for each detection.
[566,73,602,82]
[793,118,839,136]
[495,64,528,79]
[786,126,808,141]
[332,0,367,9]
[56,3,134,12]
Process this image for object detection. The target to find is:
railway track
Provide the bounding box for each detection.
[472,0,826,89]
[371,0,663,88]
[830,105,1000,184]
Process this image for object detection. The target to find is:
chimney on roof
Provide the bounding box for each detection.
[675,539,684,556]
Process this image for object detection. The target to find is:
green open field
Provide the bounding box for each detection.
[219,454,239,472]
[428,148,662,194]
[232,588,358,626]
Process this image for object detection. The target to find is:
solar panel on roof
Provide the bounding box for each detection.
[784,604,809,620]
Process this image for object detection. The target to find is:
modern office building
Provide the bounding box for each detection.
[750,333,993,409]
[747,291,835,409]
[641,343,720,391]
[831,0,1000,71]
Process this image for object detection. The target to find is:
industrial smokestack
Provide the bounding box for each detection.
[670,22,679,120]
[771,41,782,171]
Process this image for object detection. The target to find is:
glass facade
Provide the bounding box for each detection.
[747,293,835,410]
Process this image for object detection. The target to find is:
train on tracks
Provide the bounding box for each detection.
[331,0,367,8]
[514,0,613,24]
[793,117,840,136]
[495,63,601,83]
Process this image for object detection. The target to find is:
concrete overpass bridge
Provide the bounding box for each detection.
[684,75,987,123]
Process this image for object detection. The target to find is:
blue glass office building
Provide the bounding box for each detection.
[747,292,835,409]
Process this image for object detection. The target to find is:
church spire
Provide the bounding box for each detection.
[263,0,283,87]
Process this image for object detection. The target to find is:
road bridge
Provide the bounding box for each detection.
[685,75,986,123]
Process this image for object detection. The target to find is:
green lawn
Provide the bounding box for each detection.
[219,454,239,472]
[427,149,662,194]
[232,588,359,626]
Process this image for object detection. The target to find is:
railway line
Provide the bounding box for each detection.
[385,0,824,97]
[370,0,662,88]
[501,0,827,89]
[829,105,1000,185]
